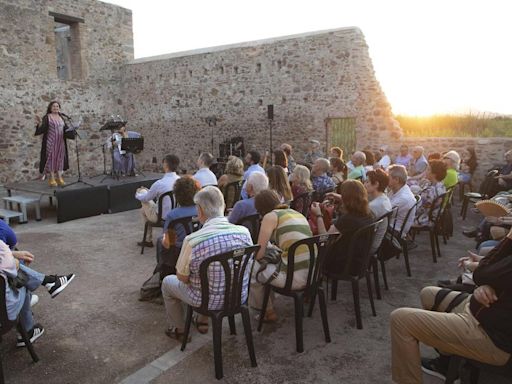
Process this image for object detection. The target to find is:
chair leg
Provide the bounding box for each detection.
[435,232,442,258]
[180,306,193,351]
[0,348,3,384]
[429,230,437,263]
[372,259,382,300]
[228,315,236,335]
[461,196,469,220]
[307,285,318,317]
[365,273,376,317]
[211,316,224,380]
[403,245,412,277]
[293,294,304,353]
[240,307,257,367]
[257,285,271,332]
[317,287,331,343]
[330,279,338,301]
[140,222,149,255]
[380,259,389,290]
[16,323,39,363]
[351,279,362,329]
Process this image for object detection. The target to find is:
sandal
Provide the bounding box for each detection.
[255,309,278,323]
[193,316,209,334]
[165,327,191,343]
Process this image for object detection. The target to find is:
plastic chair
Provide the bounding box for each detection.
[222,180,243,211]
[395,195,422,277]
[180,245,260,380]
[140,191,176,255]
[290,191,313,217]
[445,355,512,384]
[0,277,39,384]
[257,234,338,352]
[236,214,261,244]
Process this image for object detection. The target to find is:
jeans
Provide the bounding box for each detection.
[5,264,44,331]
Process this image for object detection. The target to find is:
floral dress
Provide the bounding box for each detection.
[414,181,446,226]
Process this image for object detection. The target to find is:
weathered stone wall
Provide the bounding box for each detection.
[0,0,133,183]
[121,28,402,172]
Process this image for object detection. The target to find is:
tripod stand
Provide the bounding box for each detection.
[62,119,94,188]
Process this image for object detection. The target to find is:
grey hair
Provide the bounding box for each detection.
[193,186,225,218]
[198,152,214,167]
[412,146,425,154]
[315,158,331,173]
[247,171,269,195]
[352,151,366,165]
[388,164,408,186]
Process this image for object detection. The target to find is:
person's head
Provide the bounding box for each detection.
[273,149,288,169]
[374,151,382,163]
[224,156,244,177]
[174,175,201,207]
[428,152,442,161]
[280,143,292,157]
[118,124,127,134]
[339,179,370,216]
[379,145,389,155]
[330,146,343,159]
[266,165,292,201]
[290,164,313,190]
[442,150,460,170]
[245,150,261,166]
[246,171,269,198]
[312,158,330,177]
[330,157,346,173]
[193,186,225,223]
[197,152,214,169]
[412,146,425,160]
[254,189,287,216]
[427,159,447,183]
[388,164,408,192]
[351,151,366,167]
[309,139,320,152]
[163,154,180,173]
[365,169,390,195]
[399,145,409,156]
[46,101,61,114]
[505,149,512,162]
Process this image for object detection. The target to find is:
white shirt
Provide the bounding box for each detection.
[194,168,218,187]
[135,172,180,217]
[378,155,391,169]
[388,184,416,236]
[369,194,392,254]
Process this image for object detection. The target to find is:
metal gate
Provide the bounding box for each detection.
[326,117,357,157]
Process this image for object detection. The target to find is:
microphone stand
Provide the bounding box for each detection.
[62,116,94,188]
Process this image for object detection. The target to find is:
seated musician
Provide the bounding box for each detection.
[107,123,139,176]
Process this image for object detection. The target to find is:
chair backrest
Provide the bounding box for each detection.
[372,209,396,253]
[157,191,176,224]
[236,214,261,243]
[290,191,313,217]
[223,180,244,210]
[197,245,260,313]
[167,216,202,237]
[283,233,339,292]
[0,276,15,336]
[398,195,422,239]
[341,220,382,278]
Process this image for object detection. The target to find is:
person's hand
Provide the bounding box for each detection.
[14,259,19,270]
[12,250,35,265]
[324,192,342,204]
[162,232,170,249]
[467,251,481,262]
[35,115,41,125]
[457,256,470,268]
[310,202,322,216]
[485,216,499,225]
[473,285,498,308]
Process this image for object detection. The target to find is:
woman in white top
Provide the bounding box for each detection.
[364,169,392,254]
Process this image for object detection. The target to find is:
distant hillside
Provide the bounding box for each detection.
[396,114,512,137]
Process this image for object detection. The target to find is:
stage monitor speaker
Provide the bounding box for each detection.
[56,186,109,223]
[109,178,158,213]
[267,104,274,120]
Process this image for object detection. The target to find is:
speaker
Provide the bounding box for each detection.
[267,104,274,120]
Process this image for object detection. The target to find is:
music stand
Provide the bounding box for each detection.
[121,137,145,176]
[99,120,127,183]
[62,118,95,188]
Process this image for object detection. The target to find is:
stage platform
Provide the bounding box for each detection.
[4,173,160,223]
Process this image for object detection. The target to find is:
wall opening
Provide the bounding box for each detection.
[51,12,84,81]
[326,117,357,155]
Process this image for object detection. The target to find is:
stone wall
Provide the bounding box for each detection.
[0,0,133,183]
[121,28,402,172]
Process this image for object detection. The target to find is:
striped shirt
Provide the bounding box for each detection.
[272,209,313,272]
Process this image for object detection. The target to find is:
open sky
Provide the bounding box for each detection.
[104,0,511,116]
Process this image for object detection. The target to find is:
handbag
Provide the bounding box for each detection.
[255,244,283,284]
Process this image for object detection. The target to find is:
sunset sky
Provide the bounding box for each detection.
[104,0,512,116]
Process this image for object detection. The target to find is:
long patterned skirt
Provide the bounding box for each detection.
[44,125,65,173]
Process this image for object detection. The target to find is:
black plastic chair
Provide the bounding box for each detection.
[236,214,261,244]
[326,220,382,329]
[140,191,176,254]
[256,234,337,352]
[371,207,399,300]
[0,277,39,383]
[445,355,512,384]
[181,245,260,380]
[290,191,313,217]
[223,180,243,211]
[394,195,422,277]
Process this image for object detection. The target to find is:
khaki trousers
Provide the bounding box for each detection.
[390,286,510,384]
[140,201,158,241]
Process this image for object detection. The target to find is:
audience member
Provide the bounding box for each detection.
[394,145,413,167]
[161,186,253,340]
[136,154,181,247]
[193,152,218,187]
[304,139,324,166]
[280,143,296,174]
[427,152,442,161]
[490,149,512,196]
[329,146,343,160]
[458,147,478,184]
[330,157,346,186]
[347,151,367,180]
[365,169,392,253]
[228,172,268,224]
[311,179,374,275]
[250,190,313,322]
[390,227,512,383]
[377,145,391,169]
[363,150,375,173]
[217,156,244,209]
[413,160,447,226]
[289,164,314,213]
[272,149,289,174]
[241,150,264,199]
[267,165,293,203]
[442,150,460,189]
[312,158,336,193]
[388,165,416,236]
[408,146,428,180]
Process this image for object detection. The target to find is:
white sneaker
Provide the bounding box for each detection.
[30,294,39,307]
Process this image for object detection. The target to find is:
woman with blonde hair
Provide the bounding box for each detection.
[218,156,244,208]
[267,165,293,203]
[290,164,313,214]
